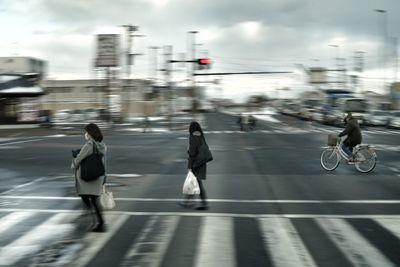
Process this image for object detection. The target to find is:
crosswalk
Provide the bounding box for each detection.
[1,210,400,266]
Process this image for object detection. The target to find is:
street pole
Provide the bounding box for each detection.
[329,44,339,88]
[188,31,198,114]
[163,46,173,130]
[374,9,388,95]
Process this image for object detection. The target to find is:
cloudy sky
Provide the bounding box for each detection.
[1,0,399,101]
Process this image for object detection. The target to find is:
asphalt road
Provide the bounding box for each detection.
[0,111,400,266]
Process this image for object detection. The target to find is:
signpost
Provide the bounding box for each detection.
[94,34,121,124]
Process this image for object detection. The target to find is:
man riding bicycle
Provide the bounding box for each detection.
[338,112,362,162]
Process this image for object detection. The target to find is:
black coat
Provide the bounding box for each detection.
[339,118,362,147]
[187,133,207,180]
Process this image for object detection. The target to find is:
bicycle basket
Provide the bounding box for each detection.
[328,134,339,146]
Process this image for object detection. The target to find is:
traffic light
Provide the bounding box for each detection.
[197,58,212,65]
[197,58,212,70]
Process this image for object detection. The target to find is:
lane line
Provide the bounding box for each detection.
[0,138,43,146]
[316,218,394,267]
[259,217,316,267]
[0,177,47,195]
[2,209,400,219]
[2,196,400,204]
[195,217,236,267]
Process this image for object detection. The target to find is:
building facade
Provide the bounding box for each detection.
[40,78,162,121]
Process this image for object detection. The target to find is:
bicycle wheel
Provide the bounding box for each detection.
[355,148,376,173]
[321,147,340,171]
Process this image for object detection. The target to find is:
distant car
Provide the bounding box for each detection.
[388,111,400,129]
[53,109,71,123]
[84,108,100,121]
[365,110,391,127]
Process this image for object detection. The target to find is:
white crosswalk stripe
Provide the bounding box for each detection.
[194,216,236,267]
[1,212,400,266]
[259,217,316,267]
[316,218,395,267]
[0,213,78,266]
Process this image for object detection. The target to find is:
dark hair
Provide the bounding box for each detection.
[85,123,103,142]
[189,121,205,139]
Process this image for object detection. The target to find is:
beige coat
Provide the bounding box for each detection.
[71,139,107,196]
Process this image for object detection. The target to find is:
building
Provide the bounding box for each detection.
[0,57,47,123]
[0,57,47,78]
[40,78,162,121]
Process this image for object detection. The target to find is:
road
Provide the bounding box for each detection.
[0,111,400,266]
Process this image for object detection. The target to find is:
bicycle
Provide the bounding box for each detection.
[320,134,377,173]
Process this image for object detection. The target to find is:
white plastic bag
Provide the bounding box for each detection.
[182,171,200,195]
[99,186,115,210]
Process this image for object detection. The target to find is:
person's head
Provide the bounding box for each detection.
[189,121,203,136]
[343,112,353,123]
[84,123,103,142]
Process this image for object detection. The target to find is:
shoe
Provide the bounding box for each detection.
[195,205,209,210]
[91,223,106,232]
[178,201,194,208]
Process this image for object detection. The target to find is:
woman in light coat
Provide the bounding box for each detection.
[71,123,107,232]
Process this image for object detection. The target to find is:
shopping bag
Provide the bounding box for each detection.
[99,186,115,210]
[182,171,200,195]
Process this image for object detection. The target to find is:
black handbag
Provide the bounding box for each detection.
[193,139,213,170]
[80,143,105,182]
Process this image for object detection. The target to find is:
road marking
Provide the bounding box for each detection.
[2,208,400,219]
[0,138,43,146]
[0,212,35,235]
[122,216,180,266]
[259,217,316,267]
[0,177,47,195]
[195,217,236,267]
[72,214,129,267]
[374,218,400,240]
[316,218,394,267]
[3,196,400,204]
[108,173,143,178]
[0,213,77,266]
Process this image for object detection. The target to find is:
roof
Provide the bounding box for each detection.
[0,74,44,97]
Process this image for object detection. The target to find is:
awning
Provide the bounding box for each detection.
[0,74,44,97]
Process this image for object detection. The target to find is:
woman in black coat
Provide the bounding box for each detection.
[180,121,209,210]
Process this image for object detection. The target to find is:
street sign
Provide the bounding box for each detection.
[95,34,120,67]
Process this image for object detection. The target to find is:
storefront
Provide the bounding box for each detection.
[0,74,44,123]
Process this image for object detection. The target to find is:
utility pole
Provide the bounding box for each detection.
[374,9,388,95]
[164,45,173,130]
[188,31,198,113]
[120,24,144,117]
[354,51,366,93]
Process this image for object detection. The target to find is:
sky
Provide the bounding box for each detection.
[0,0,399,102]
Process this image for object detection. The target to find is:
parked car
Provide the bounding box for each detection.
[365,110,391,127]
[388,110,400,129]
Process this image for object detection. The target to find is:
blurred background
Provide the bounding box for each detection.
[1,1,400,267]
[0,0,399,127]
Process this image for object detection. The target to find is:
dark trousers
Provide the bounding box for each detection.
[197,178,208,205]
[81,195,104,225]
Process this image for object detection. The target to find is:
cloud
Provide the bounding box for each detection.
[1,0,399,99]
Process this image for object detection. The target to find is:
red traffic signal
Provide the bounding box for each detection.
[197,58,212,65]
